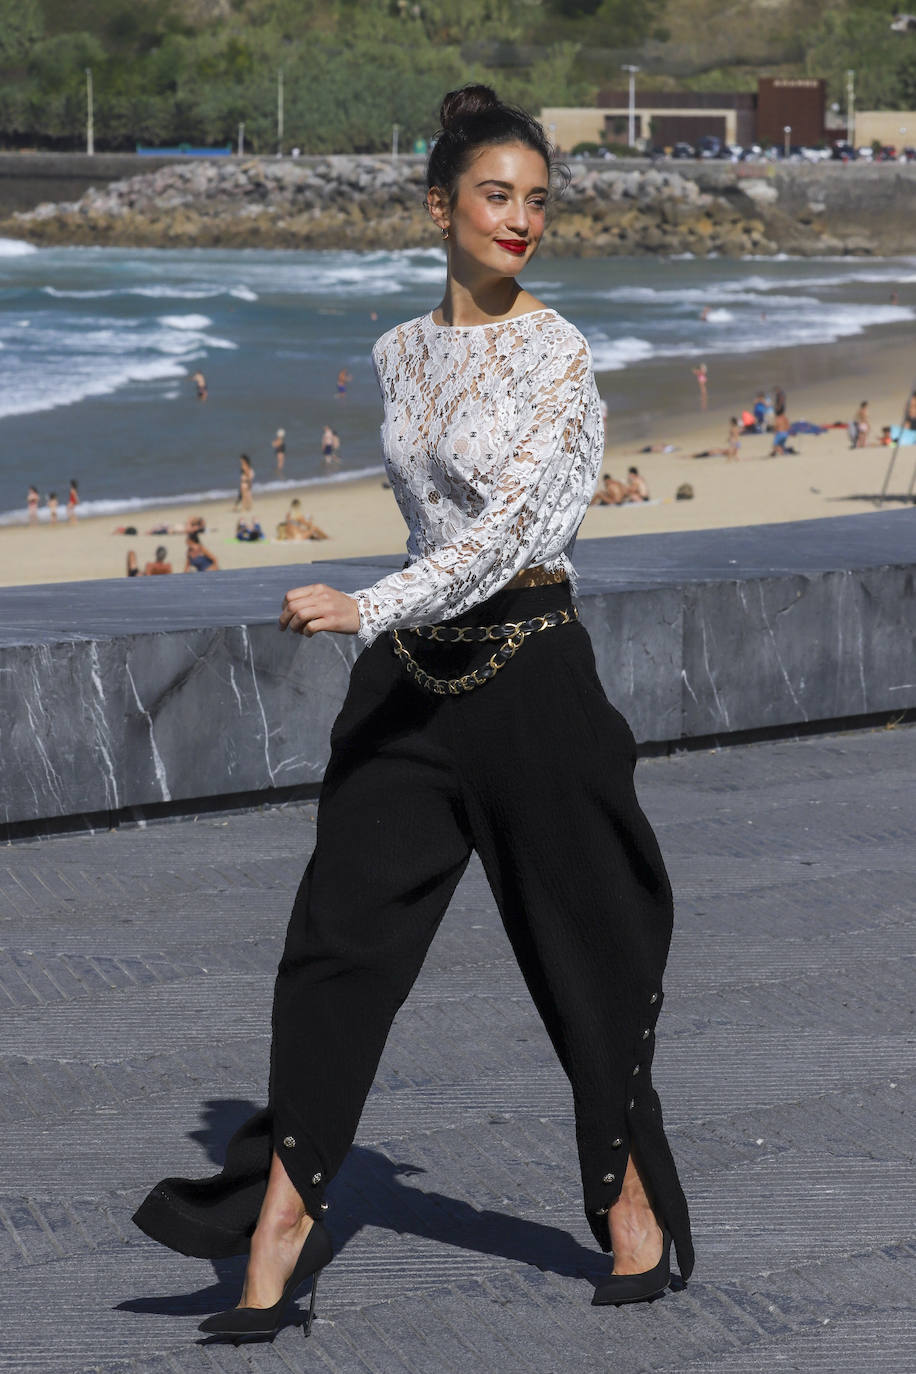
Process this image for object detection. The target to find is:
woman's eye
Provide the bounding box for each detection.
[531,199,546,210]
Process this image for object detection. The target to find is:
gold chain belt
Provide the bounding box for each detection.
[391,606,578,696]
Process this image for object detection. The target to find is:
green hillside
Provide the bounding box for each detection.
[0,0,912,152]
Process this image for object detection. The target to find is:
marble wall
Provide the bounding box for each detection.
[1,513,913,831]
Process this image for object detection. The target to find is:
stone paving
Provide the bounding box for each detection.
[0,725,913,1373]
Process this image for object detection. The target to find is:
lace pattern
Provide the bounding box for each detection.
[354,308,604,644]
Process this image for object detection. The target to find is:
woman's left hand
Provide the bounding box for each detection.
[279,583,361,636]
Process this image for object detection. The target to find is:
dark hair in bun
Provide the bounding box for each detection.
[427,83,568,206]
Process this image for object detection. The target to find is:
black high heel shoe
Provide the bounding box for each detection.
[591,1224,672,1306]
[198,1217,333,1342]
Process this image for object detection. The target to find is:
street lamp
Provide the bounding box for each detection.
[846,69,856,149]
[783,124,791,158]
[620,64,640,149]
[85,67,94,156]
[277,69,284,157]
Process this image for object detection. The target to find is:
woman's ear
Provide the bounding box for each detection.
[427,186,450,237]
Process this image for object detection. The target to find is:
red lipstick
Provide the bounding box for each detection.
[495,240,527,255]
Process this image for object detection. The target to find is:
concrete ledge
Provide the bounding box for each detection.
[0,512,913,830]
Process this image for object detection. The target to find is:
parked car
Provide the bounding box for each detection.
[670,142,695,159]
[831,141,857,160]
[856,145,874,159]
[696,134,729,158]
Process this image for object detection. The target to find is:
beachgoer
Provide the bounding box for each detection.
[589,473,625,506]
[699,305,709,322]
[330,430,341,469]
[335,367,352,399]
[235,454,254,512]
[126,550,139,577]
[236,518,265,542]
[752,393,767,431]
[277,498,330,541]
[184,530,219,572]
[273,428,286,475]
[192,370,208,402]
[320,424,335,471]
[67,480,79,524]
[47,492,58,525]
[691,362,708,410]
[853,401,870,448]
[135,84,693,1335]
[726,417,740,462]
[27,485,39,525]
[768,411,791,457]
[772,387,786,418]
[144,546,173,575]
[624,466,649,501]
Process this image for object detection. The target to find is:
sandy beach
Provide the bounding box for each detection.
[2,335,912,591]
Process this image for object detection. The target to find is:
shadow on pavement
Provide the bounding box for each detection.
[119,1096,607,1317]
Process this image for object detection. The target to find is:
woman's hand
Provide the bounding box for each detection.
[279,583,361,636]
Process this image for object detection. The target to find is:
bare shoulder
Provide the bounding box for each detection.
[515,290,550,316]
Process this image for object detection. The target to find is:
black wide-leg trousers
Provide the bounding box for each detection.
[134,583,694,1282]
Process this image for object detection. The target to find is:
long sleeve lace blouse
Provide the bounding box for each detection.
[353,307,604,645]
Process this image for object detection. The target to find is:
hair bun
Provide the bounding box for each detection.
[439,84,501,133]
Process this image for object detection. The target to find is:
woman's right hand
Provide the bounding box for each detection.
[279,583,361,636]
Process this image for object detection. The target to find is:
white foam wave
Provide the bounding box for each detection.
[586,302,915,371]
[157,313,213,330]
[0,313,237,419]
[0,237,37,257]
[588,336,655,371]
[0,465,387,527]
[703,308,735,323]
[229,285,258,301]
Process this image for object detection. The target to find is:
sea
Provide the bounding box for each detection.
[1,236,914,525]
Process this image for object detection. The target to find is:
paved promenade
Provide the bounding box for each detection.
[0,726,913,1373]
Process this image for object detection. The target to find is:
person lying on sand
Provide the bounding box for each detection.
[636,443,679,454]
[589,473,625,506]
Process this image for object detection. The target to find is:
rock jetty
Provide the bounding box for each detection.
[1,154,901,256]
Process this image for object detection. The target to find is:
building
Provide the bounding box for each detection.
[596,88,756,149]
[854,111,916,148]
[756,78,826,148]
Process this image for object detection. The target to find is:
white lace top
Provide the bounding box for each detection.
[353,307,604,645]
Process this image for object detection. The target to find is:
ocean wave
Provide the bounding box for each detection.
[587,336,655,371]
[0,465,387,527]
[586,302,915,370]
[0,314,237,418]
[0,237,37,257]
[157,313,214,330]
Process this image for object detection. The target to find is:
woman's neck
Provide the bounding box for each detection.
[434,274,523,328]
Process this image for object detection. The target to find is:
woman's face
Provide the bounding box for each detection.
[433,141,549,278]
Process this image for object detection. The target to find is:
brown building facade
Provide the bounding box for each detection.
[751,78,826,147]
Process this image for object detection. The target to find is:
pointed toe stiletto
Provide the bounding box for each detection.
[591,1225,672,1306]
[198,1218,333,1342]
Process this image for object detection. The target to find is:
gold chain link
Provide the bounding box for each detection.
[390,608,577,696]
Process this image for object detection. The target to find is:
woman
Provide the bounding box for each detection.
[134,85,694,1339]
[272,428,286,475]
[235,454,254,512]
[853,400,870,448]
[184,530,219,572]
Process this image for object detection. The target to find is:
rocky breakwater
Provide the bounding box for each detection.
[0,154,877,257]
